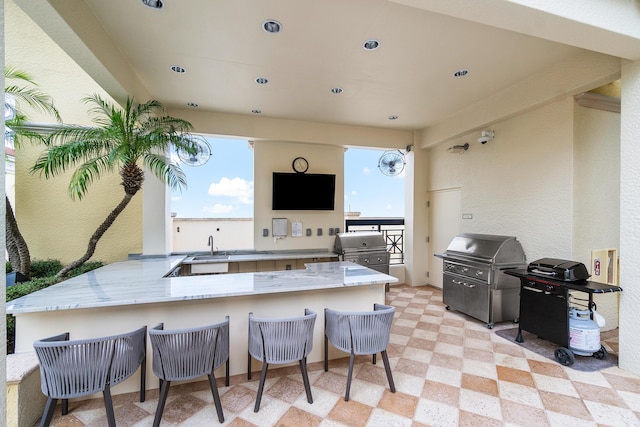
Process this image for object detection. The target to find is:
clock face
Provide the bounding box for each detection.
[292,157,309,173]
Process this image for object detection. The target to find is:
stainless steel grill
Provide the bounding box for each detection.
[435,233,526,328]
[334,232,390,275]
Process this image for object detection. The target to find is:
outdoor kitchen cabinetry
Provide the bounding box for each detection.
[443,270,491,325]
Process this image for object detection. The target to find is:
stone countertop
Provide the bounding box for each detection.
[179,249,339,264]
[6,257,397,314]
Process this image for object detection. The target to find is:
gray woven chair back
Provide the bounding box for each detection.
[249,309,316,364]
[149,317,230,382]
[325,303,395,355]
[110,326,147,386]
[34,327,146,399]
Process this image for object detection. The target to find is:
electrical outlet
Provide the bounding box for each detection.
[306,228,312,236]
[262,228,269,237]
[317,228,323,236]
[329,228,335,235]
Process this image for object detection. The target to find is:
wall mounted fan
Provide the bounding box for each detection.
[177,136,211,167]
[377,150,405,176]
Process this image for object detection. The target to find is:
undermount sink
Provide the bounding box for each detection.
[191,255,231,261]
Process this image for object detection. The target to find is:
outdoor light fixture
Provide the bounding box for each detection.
[141,0,163,9]
[448,143,469,154]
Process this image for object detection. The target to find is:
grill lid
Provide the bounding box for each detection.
[439,233,526,264]
[334,231,386,253]
[527,258,590,282]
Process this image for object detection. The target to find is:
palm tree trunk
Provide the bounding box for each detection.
[56,192,134,278]
[6,196,31,278]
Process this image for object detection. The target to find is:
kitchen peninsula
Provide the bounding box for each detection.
[7,255,397,395]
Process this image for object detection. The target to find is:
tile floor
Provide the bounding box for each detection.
[41,284,640,427]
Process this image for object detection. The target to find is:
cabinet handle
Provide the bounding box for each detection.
[462,282,476,288]
[452,279,463,285]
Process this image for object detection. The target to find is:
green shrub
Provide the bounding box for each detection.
[30,259,64,278]
[6,259,103,354]
[6,261,11,274]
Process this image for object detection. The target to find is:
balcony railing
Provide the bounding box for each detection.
[344,218,405,265]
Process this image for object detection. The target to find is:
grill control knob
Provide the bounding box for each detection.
[476,271,483,277]
[462,267,469,273]
[545,285,554,292]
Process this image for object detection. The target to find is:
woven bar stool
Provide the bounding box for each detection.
[248,309,316,412]
[324,303,396,401]
[148,317,229,426]
[33,326,147,427]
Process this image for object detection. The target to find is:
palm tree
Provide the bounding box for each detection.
[5,66,61,277]
[31,94,202,278]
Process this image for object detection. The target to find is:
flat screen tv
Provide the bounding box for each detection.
[272,172,336,210]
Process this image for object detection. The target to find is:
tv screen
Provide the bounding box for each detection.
[272,172,336,210]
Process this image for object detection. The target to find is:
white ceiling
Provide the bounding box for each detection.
[15,0,636,133]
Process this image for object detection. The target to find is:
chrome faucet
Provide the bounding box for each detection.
[207,235,215,256]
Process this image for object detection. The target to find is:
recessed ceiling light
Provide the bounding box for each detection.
[453,69,469,77]
[251,109,262,114]
[255,77,269,85]
[331,87,343,94]
[388,115,399,120]
[262,20,282,34]
[363,39,380,50]
[171,65,186,74]
[141,0,163,9]
[186,102,198,108]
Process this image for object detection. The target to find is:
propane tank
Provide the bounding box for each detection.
[569,308,601,356]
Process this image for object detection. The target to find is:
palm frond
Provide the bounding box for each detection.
[143,153,188,191]
[5,66,61,122]
[68,155,116,200]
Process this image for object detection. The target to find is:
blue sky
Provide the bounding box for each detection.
[170,137,405,218]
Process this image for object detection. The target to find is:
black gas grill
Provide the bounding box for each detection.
[334,231,390,275]
[506,259,622,365]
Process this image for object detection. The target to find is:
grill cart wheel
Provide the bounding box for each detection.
[445,306,451,311]
[593,345,608,360]
[554,347,575,366]
[486,323,493,329]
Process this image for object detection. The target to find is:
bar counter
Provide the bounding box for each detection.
[7,258,397,394]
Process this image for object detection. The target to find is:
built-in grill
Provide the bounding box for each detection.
[434,233,527,328]
[334,231,390,275]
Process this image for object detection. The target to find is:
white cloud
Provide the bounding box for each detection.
[208,177,254,204]
[363,167,371,174]
[203,204,234,214]
[171,195,182,201]
[351,190,357,196]
[386,204,393,210]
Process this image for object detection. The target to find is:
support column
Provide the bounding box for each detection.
[619,58,640,376]
[403,144,429,287]
[142,169,172,257]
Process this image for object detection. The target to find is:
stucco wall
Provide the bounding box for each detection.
[253,141,344,252]
[6,1,143,264]
[573,103,621,330]
[427,98,575,260]
[172,218,254,253]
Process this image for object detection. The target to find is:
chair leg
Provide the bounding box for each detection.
[247,353,252,380]
[61,398,68,415]
[324,335,329,371]
[103,384,117,427]
[299,357,313,404]
[208,373,225,423]
[345,352,355,401]
[373,353,377,365]
[225,358,230,386]
[381,350,396,393]
[39,397,57,427]
[140,356,146,402]
[253,361,269,412]
[153,380,171,427]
